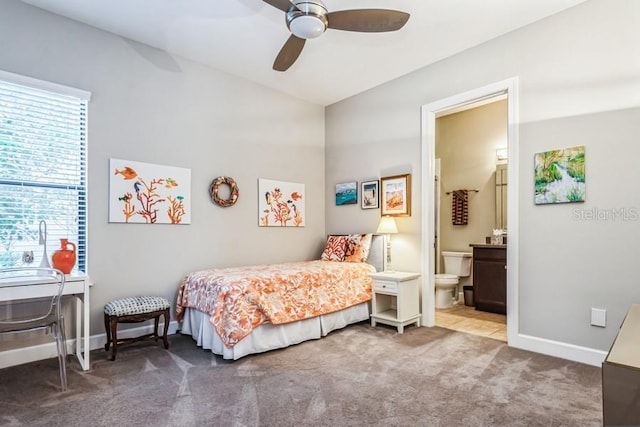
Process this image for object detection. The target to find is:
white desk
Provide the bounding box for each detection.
[0,273,91,371]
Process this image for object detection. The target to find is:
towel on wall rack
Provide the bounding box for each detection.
[452,189,468,225]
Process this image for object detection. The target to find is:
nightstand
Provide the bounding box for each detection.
[370,271,421,333]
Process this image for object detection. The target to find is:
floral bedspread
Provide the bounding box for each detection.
[175,260,375,348]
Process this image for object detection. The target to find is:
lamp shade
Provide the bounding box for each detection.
[376,216,398,234]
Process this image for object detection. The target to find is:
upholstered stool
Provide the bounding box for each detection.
[103,296,171,361]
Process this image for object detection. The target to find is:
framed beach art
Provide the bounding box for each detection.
[361,180,379,209]
[534,146,585,205]
[335,181,357,206]
[381,174,411,216]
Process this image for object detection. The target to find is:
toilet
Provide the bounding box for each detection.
[434,251,472,309]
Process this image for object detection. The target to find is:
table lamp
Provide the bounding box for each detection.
[376,216,398,270]
[38,220,51,275]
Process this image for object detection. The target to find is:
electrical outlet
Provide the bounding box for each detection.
[591,308,606,327]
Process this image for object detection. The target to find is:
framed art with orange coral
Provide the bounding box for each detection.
[258,178,305,227]
[381,173,411,216]
[109,158,191,224]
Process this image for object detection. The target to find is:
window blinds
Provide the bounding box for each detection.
[0,71,90,271]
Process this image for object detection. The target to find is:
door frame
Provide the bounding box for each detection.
[420,77,519,343]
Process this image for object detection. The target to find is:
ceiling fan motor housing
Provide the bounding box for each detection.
[287,0,329,39]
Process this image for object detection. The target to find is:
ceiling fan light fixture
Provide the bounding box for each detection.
[289,15,326,39]
[266,0,409,72]
[286,0,328,39]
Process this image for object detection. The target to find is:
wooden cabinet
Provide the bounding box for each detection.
[602,304,640,426]
[471,245,506,314]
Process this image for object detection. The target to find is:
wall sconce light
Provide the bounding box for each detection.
[376,215,398,270]
[496,147,508,161]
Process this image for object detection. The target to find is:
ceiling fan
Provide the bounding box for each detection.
[263,0,410,72]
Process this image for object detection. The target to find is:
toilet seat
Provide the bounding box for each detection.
[435,273,458,285]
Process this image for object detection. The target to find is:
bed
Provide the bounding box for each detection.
[176,234,384,360]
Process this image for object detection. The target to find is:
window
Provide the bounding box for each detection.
[0,70,90,272]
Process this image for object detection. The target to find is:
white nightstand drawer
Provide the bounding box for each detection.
[373,280,398,293]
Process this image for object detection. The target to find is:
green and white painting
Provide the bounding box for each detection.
[534,145,585,204]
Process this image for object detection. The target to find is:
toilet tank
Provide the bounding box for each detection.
[442,251,472,277]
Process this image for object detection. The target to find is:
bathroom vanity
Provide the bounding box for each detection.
[469,244,507,314]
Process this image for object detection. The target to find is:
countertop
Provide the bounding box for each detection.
[469,243,507,248]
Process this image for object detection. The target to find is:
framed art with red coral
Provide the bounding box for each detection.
[381,174,411,217]
[258,178,305,227]
[109,158,191,224]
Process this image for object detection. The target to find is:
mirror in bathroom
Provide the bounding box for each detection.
[495,163,507,230]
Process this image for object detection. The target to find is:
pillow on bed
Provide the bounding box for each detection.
[344,233,373,263]
[320,235,349,261]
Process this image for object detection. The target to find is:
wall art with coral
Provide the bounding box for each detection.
[258,178,305,227]
[109,158,191,224]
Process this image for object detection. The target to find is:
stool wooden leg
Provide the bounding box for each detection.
[153,315,160,341]
[109,316,119,361]
[104,313,111,351]
[162,308,170,349]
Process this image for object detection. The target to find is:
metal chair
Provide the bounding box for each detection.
[0,267,67,391]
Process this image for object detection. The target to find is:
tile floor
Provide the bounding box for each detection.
[435,303,507,342]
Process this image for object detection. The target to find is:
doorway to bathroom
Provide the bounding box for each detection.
[420,78,519,344]
[433,97,508,341]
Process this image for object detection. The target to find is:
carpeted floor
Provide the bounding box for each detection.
[0,323,602,426]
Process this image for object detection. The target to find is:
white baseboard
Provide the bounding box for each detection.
[0,320,181,370]
[88,320,181,355]
[2,322,608,369]
[510,333,607,367]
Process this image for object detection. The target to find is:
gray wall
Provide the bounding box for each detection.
[326,0,640,352]
[0,1,325,336]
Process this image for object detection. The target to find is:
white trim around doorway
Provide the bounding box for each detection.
[420,77,520,341]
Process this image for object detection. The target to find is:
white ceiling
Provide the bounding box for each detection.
[21,0,587,106]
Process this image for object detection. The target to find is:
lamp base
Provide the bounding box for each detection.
[38,248,51,275]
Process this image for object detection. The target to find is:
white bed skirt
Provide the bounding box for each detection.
[180,302,370,360]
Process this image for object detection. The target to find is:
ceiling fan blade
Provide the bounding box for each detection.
[327,9,410,32]
[262,0,297,12]
[273,35,306,72]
